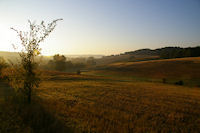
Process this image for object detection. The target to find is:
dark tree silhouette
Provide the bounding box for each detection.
[52,54,67,71]
[10,19,62,103]
[87,57,96,66]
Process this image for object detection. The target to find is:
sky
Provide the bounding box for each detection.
[0,0,200,55]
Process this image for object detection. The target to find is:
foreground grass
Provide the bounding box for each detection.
[0,81,73,133]
[37,73,200,133]
[0,102,31,133]
[1,69,200,132]
[0,81,30,133]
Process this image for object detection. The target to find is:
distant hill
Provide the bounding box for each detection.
[0,51,103,64]
[1,46,200,65]
[125,46,200,58]
[0,51,103,59]
[0,51,52,64]
[94,57,200,86]
[64,54,103,58]
[0,51,20,62]
[124,48,157,55]
[95,46,200,65]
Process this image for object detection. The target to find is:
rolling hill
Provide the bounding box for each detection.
[95,46,200,65]
[92,57,200,86]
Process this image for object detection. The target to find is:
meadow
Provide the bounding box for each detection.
[92,57,200,87]
[0,82,29,133]
[1,57,200,133]
[36,69,200,132]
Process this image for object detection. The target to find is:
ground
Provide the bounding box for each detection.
[36,71,200,133]
[90,57,200,87]
[0,81,30,133]
[1,57,200,133]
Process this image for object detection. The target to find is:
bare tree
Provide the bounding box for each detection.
[11,19,62,103]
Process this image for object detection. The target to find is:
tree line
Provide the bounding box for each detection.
[158,47,200,59]
[125,46,200,59]
[42,54,96,72]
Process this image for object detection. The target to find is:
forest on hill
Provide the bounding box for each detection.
[124,46,200,59]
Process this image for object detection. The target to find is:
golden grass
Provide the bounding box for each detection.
[91,57,200,87]
[36,73,200,133]
[0,101,31,133]
[110,57,200,66]
[108,57,200,78]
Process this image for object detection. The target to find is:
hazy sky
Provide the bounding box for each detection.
[0,0,200,55]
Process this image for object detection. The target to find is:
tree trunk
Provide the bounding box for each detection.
[28,87,31,104]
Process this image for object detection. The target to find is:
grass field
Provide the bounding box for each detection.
[1,57,200,132]
[35,71,200,133]
[91,57,200,87]
[0,82,30,133]
[0,81,73,133]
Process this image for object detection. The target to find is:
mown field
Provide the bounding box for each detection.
[90,57,200,87]
[1,57,200,133]
[35,71,200,133]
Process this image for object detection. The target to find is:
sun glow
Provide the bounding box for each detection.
[0,21,28,53]
[0,24,14,51]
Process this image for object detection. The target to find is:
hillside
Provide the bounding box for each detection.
[38,71,200,132]
[0,51,53,65]
[92,57,200,86]
[1,46,200,66]
[95,46,200,65]
[0,51,19,62]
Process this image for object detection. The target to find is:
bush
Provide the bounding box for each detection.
[175,80,184,85]
[162,78,166,83]
[77,70,81,75]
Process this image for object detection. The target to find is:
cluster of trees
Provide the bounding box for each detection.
[158,47,200,59]
[46,54,86,72]
[44,55,97,72]
[86,57,96,66]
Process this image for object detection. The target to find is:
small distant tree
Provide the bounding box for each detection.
[87,57,96,66]
[53,54,67,71]
[11,19,62,103]
[76,70,81,75]
[48,54,67,71]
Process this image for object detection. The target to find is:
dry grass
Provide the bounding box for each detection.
[101,57,200,78]
[92,57,200,86]
[36,73,200,133]
[0,81,28,133]
[105,57,200,78]
[0,80,73,133]
[1,56,200,132]
[0,102,31,133]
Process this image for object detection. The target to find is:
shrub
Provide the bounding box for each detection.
[77,70,81,75]
[162,78,166,83]
[175,80,184,85]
